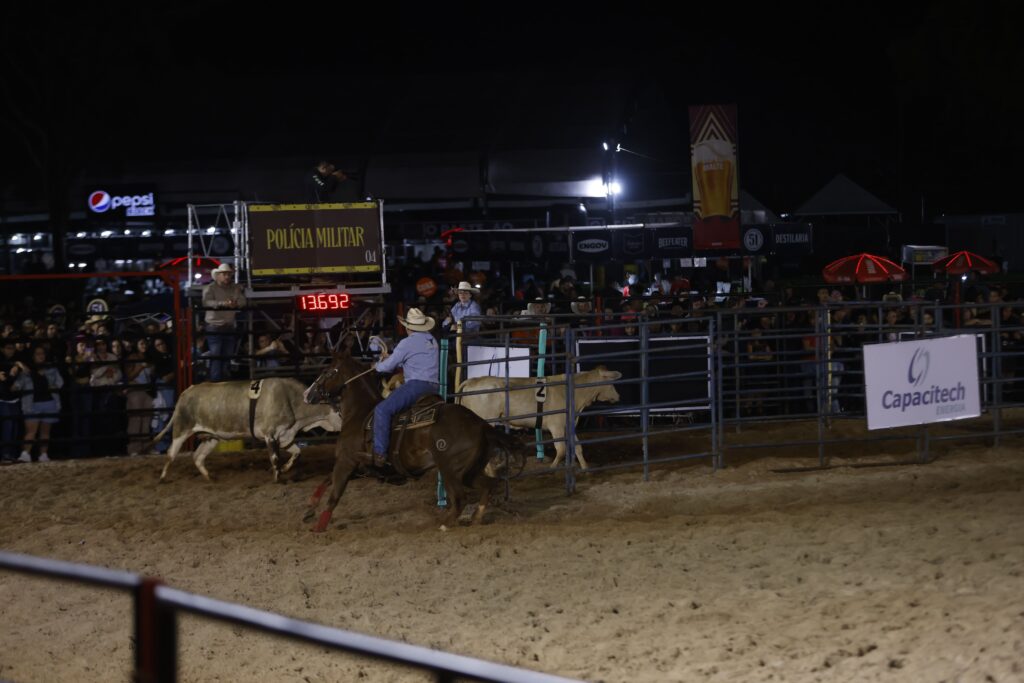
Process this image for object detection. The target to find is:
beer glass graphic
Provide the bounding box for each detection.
[694,139,735,218]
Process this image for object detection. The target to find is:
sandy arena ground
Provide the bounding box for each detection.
[0,425,1022,682]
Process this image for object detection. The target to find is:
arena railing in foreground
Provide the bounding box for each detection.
[447,300,1024,491]
[0,550,581,683]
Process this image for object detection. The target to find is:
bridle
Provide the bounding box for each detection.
[306,364,377,406]
[306,366,342,406]
[307,336,387,406]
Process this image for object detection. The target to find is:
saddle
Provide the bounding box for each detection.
[362,394,444,477]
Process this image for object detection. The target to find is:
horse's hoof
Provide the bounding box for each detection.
[439,524,449,532]
[311,510,332,532]
[457,505,476,526]
[302,509,315,523]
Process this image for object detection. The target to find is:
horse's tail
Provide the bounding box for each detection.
[482,426,527,480]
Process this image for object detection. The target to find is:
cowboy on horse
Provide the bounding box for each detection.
[365,307,440,468]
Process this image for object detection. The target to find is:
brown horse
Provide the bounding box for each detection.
[302,350,524,532]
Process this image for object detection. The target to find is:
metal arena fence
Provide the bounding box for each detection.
[0,550,580,683]
[443,300,1024,493]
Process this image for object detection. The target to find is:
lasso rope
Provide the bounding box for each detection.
[343,335,388,385]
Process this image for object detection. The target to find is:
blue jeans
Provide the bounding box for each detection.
[0,400,20,460]
[373,379,438,457]
[206,327,236,382]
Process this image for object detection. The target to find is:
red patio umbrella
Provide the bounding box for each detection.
[932,251,999,327]
[156,256,222,271]
[822,253,907,284]
[932,250,1000,276]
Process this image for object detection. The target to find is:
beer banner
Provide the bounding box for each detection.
[505,234,529,261]
[689,105,740,250]
[741,226,769,255]
[650,226,693,257]
[545,231,572,260]
[771,223,813,253]
[614,228,649,260]
[248,202,383,275]
[571,230,612,263]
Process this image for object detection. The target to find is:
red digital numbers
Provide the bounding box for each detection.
[298,293,350,312]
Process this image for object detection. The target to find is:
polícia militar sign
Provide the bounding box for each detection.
[248,202,384,275]
[863,335,981,430]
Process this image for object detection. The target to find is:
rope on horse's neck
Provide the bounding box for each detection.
[343,366,376,385]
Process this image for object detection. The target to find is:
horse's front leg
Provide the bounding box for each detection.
[302,475,331,522]
[311,452,361,533]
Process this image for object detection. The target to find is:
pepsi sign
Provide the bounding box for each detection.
[85,185,158,219]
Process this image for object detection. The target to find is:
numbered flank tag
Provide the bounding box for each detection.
[535,380,547,404]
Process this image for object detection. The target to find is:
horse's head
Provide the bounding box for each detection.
[303,350,364,406]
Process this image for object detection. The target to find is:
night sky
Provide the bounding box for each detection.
[2,1,1022,217]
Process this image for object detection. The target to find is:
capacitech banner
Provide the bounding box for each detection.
[689,105,740,250]
[248,202,383,275]
[864,335,981,430]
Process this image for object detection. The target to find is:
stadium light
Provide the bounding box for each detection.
[101,231,113,238]
[602,142,609,151]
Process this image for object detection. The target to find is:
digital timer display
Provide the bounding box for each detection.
[297,293,351,312]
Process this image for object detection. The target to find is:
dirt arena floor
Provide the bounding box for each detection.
[1,421,1022,682]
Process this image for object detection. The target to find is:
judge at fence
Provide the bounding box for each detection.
[202,263,247,382]
[442,281,482,333]
[366,308,439,468]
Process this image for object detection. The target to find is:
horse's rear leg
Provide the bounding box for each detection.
[471,478,496,525]
[311,455,358,533]
[437,460,466,527]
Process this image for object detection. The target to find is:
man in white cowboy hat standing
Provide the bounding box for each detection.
[368,308,440,467]
[202,263,247,382]
[442,281,482,332]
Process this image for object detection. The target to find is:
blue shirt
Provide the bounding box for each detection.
[376,331,439,384]
[447,300,482,331]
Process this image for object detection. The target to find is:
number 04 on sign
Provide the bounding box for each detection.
[863,335,981,431]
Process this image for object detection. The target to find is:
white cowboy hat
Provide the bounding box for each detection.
[211,263,235,275]
[570,297,593,315]
[524,297,551,316]
[456,281,478,295]
[401,307,436,332]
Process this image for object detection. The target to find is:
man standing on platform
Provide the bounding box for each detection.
[202,263,246,382]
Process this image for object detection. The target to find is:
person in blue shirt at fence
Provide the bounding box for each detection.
[368,308,440,468]
[442,281,481,333]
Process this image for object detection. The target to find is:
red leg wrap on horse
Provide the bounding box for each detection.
[308,481,329,506]
[312,510,332,533]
